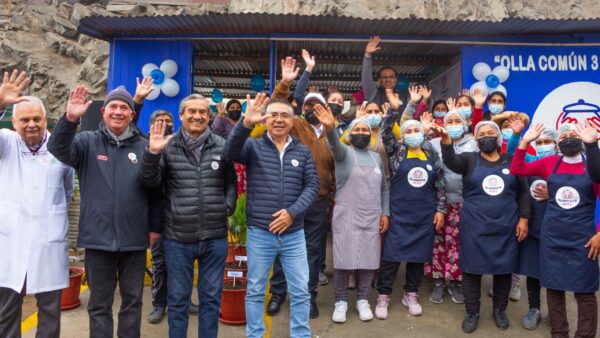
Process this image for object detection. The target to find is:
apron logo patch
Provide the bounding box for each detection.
[530,179,547,200]
[97,154,108,161]
[555,186,580,209]
[128,152,138,164]
[407,167,428,188]
[482,174,505,196]
[291,159,299,167]
[502,168,510,175]
[211,161,220,170]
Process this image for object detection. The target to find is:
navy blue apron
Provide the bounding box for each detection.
[459,156,519,274]
[517,177,547,279]
[540,157,599,293]
[383,156,436,263]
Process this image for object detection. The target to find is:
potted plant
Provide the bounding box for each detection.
[61,262,84,310]
[226,193,247,263]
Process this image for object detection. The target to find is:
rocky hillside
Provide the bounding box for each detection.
[1,0,599,116]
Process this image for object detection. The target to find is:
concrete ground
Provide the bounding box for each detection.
[23,235,599,338]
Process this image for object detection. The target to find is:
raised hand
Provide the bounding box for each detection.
[460,88,469,96]
[281,57,300,84]
[356,102,368,119]
[216,102,226,118]
[382,102,391,116]
[522,123,545,144]
[66,85,93,123]
[148,121,174,154]
[508,114,527,135]
[365,36,381,57]
[133,76,154,103]
[470,88,487,109]
[408,86,421,105]
[575,121,599,143]
[385,88,402,110]
[301,49,316,73]
[0,70,30,106]
[420,85,432,104]
[313,104,336,132]
[308,85,319,93]
[242,93,270,129]
[446,97,456,112]
[420,111,434,134]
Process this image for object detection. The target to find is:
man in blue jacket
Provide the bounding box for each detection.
[48,85,160,338]
[226,93,320,338]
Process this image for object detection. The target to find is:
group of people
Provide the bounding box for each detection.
[0,35,599,338]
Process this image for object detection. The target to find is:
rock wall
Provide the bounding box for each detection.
[1,0,599,117]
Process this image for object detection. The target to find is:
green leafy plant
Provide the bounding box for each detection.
[228,193,247,245]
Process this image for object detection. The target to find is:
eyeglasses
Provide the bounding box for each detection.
[267,112,293,120]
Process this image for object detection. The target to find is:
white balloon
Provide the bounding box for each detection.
[492,84,507,97]
[146,84,161,100]
[469,81,489,97]
[492,66,510,83]
[161,79,180,97]
[142,63,158,77]
[472,62,492,82]
[160,59,178,79]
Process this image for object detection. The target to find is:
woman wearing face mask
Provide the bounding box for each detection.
[425,110,476,305]
[430,100,449,127]
[485,91,507,120]
[510,122,600,338]
[312,105,390,323]
[211,99,243,139]
[374,111,446,319]
[433,121,530,334]
[456,89,487,132]
[491,111,531,156]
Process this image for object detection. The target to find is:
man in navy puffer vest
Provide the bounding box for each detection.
[226,94,319,338]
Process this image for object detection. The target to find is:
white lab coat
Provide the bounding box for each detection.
[0,129,74,294]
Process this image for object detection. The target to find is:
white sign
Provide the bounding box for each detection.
[530,179,547,200]
[227,271,244,278]
[555,186,580,209]
[235,255,247,262]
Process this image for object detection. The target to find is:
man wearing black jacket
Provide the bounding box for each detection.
[48,85,160,338]
[140,94,237,338]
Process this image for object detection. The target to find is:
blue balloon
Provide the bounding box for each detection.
[395,74,410,92]
[250,74,266,92]
[485,74,500,89]
[241,101,247,113]
[211,88,224,103]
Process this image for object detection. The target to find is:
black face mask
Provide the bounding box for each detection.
[329,104,343,117]
[477,136,499,154]
[559,137,583,156]
[228,109,242,121]
[304,109,320,126]
[350,134,371,149]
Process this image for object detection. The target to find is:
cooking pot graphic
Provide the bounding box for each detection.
[555,99,600,136]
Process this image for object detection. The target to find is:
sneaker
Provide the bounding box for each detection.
[493,309,510,330]
[375,294,390,320]
[462,314,480,334]
[188,303,199,315]
[319,271,329,285]
[310,300,319,319]
[522,308,542,330]
[147,306,165,324]
[448,281,465,304]
[356,299,374,321]
[332,301,348,323]
[429,279,445,304]
[510,286,522,301]
[402,292,423,316]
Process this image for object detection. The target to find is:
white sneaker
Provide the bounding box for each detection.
[356,299,374,321]
[332,301,348,323]
[375,294,390,319]
[510,274,522,301]
[402,292,423,316]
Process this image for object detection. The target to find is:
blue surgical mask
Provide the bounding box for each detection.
[536,144,556,158]
[365,114,382,128]
[501,128,513,141]
[457,107,472,119]
[433,111,447,119]
[447,125,465,140]
[489,104,504,115]
[404,133,424,148]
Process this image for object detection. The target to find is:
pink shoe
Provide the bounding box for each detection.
[375,294,390,319]
[402,292,423,316]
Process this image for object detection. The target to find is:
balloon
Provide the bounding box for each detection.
[142,63,158,77]
[150,69,165,85]
[395,74,410,92]
[160,59,178,79]
[492,65,510,83]
[211,88,224,103]
[485,74,500,89]
[241,101,247,113]
[472,62,491,81]
[250,74,266,92]
[146,84,160,101]
[469,81,489,97]
[161,78,180,97]
[492,84,507,97]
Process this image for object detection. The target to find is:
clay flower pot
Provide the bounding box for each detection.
[226,244,247,263]
[219,277,247,325]
[60,267,84,311]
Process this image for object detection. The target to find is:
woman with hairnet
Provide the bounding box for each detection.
[511,122,600,338]
[426,110,477,305]
[373,109,446,320]
[312,105,389,324]
[432,120,531,334]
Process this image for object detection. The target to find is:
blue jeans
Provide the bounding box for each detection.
[163,238,227,338]
[246,227,311,338]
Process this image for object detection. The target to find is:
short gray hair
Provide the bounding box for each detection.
[13,96,46,117]
[266,98,294,115]
[149,109,173,126]
[178,94,209,115]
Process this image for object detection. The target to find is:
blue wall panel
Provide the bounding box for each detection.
[107,39,193,132]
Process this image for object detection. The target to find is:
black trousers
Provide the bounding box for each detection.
[527,277,541,310]
[377,261,424,294]
[270,196,330,299]
[85,249,146,338]
[462,272,511,315]
[150,238,168,308]
[0,284,61,338]
[547,289,598,338]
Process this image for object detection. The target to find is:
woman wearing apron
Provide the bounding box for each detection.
[374,113,446,320]
[434,121,531,334]
[511,122,600,338]
[313,105,390,324]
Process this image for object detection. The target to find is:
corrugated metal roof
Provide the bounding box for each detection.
[78,12,600,40]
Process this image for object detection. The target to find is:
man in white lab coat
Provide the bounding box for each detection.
[0,70,74,338]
